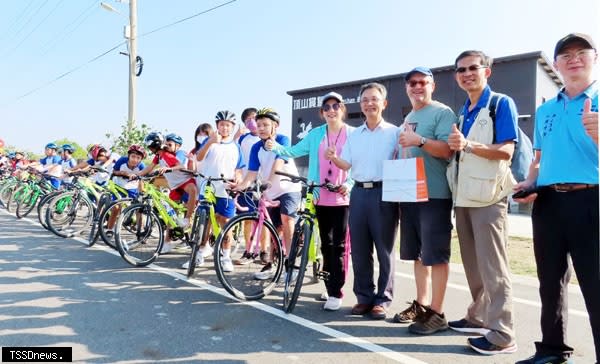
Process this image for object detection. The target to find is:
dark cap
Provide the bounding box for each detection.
[554,33,596,59]
[404,66,433,81]
[321,91,344,105]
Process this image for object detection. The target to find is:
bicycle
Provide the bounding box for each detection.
[87,177,130,247]
[273,170,339,313]
[185,173,238,278]
[213,182,284,301]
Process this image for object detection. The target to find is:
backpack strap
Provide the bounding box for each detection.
[488,93,501,144]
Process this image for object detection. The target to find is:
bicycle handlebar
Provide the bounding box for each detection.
[274,171,341,192]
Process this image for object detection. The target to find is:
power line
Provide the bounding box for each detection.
[3,0,239,106]
[38,0,99,57]
[5,0,49,45]
[5,0,66,57]
[139,0,237,38]
[0,0,37,41]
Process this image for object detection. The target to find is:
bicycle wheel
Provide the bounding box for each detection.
[98,198,132,250]
[187,208,207,278]
[87,193,111,247]
[214,213,283,301]
[115,203,163,267]
[16,188,38,219]
[45,191,94,238]
[7,184,26,213]
[38,190,63,229]
[283,220,311,313]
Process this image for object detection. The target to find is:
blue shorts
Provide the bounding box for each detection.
[215,197,235,218]
[49,177,61,189]
[127,189,138,199]
[236,191,257,213]
[268,192,301,228]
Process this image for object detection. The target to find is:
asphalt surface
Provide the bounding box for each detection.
[0,208,595,364]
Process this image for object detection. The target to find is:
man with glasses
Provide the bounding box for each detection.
[393,67,456,335]
[513,33,599,364]
[327,82,399,320]
[446,50,519,355]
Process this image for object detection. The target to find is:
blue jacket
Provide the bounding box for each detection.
[272,124,355,199]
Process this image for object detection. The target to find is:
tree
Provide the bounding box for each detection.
[106,122,152,156]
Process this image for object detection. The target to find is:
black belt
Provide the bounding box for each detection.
[547,183,599,192]
[355,181,382,189]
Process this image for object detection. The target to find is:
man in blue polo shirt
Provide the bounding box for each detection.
[446,50,519,355]
[514,33,599,364]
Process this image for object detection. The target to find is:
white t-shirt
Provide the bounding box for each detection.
[201,140,244,198]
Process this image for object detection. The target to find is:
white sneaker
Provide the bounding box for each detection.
[181,254,204,269]
[221,257,234,273]
[319,292,329,301]
[323,296,342,311]
[160,242,174,254]
[200,245,213,258]
[253,263,275,280]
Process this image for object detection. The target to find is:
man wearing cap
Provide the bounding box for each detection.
[447,50,519,355]
[513,33,599,364]
[327,82,400,320]
[393,67,456,335]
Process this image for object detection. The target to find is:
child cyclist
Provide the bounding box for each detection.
[30,143,62,189]
[137,132,198,253]
[165,133,188,166]
[59,144,77,185]
[233,107,302,280]
[111,144,147,199]
[71,144,120,186]
[185,111,244,271]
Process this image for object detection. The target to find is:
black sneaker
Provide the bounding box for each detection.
[448,318,490,335]
[515,353,574,364]
[234,251,254,265]
[258,251,269,265]
[393,300,427,323]
[408,307,448,335]
[467,336,517,355]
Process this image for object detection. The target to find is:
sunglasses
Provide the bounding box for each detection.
[407,80,430,88]
[322,103,341,112]
[455,64,487,73]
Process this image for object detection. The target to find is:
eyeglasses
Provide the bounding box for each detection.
[455,64,487,73]
[407,80,431,88]
[322,103,341,112]
[360,97,382,104]
[556,49,596,62]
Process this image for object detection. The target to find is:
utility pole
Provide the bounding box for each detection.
[127,0,138,133]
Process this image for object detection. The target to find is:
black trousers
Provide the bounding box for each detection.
[532,187,599,362]
[315,205,349,298]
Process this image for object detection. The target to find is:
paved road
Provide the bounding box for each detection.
[0,209,594,364]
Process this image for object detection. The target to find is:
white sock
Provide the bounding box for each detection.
[222,249,230,259]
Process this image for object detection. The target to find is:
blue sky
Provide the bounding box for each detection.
[1,0,599,153]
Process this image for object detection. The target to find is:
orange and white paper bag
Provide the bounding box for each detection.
[382,157,428,202]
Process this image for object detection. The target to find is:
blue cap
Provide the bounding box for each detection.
[404,67,433,81]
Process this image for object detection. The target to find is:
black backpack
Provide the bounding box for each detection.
[489,93,534,182]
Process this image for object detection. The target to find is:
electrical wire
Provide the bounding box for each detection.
[0,0,37,41]
[3,0,239,106]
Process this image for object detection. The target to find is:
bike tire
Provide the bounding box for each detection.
[187,208,207,278]
[45,191,94,239]
[98,198,132,250]
[16,188,37,219]
[87,193,111,247]
[214,213,283,301]
[37,190,63,229]
[282,220,311,313]
[115,203,163,267]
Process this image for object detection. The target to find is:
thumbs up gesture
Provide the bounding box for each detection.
[582,98,598,144]
[447,123,466,151]
[399,121,419,147]
[264,138,275,151]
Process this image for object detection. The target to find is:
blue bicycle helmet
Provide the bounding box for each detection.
[165,133,183,145]
[45,142,58,150]
[61,144,75,153]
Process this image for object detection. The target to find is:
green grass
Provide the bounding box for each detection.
[449,231,579,285]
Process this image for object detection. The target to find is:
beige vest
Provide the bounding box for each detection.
[447,95,516,207]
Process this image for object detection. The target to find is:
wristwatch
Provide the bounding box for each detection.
[418,137,428,148]
[464,142,473,153]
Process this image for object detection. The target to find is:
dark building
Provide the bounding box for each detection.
[287,51,562,170]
